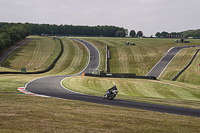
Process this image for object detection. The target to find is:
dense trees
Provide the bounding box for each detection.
[183,29,200,38]
[0,22,126,37]
[155,31,184,38]
[26,23,125,37]
[115,30,125,37]
[0,22,127,52]
[155,30,200,38]
[0,24,30,51]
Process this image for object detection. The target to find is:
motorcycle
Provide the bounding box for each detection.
[103,88,118,100]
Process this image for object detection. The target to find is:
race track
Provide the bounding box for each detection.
[25,39,200,117]
[146,46,200,78]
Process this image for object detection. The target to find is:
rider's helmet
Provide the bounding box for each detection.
[113,85,117,89]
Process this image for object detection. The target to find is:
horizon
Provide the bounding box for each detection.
[1,0,200,36]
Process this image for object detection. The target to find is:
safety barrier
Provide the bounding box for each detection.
[106,45,110,73]
[84,73,156,80]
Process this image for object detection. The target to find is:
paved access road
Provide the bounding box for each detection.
[25,39,200,117]
[146,45,200,78]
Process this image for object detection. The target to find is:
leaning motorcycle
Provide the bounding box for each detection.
[103,89,118,100]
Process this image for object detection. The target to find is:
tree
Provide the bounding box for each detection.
[160,31,168,38]
[155,32,161,38]
[0,23,30,52]
[129,30,136,37]
[124,29,128,37]
[137,31,143,38]
[115,30,125,37]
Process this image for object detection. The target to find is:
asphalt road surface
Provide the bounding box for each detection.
[25,40,200,117]
[146,45,200,78]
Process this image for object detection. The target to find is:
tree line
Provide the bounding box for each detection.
[0,22,127,52]
[182,29,200,38]
[0,22,126,37]
[155,31,183,38]
[24,23,125,37]
[154,30,200,38]
[0,23,30,51]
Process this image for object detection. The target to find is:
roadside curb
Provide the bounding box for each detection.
[17,87,50,97]
[18,87,37,95]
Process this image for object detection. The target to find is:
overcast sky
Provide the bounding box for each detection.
[0,0,200,36]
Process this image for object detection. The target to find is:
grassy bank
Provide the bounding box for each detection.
[160,47,200,84]
[1,37,200,132]
[0,94,200,133]
[80,37,200,75]
[45,38,89,75]
[62,76,200,109]
[0,37,89,94]
[1,36,61,72]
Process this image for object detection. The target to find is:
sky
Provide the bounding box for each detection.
[0,0,200,36]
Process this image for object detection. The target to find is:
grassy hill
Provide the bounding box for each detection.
[160,47,200,84]
[1,36,61,72]
[62,76,200,109]
[0,37,89,75]
[82,37,200,75]
[61,37,200,109]
[45,38,89,75]
[1,36,200,132]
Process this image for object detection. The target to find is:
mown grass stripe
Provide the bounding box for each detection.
[62,76,200,109]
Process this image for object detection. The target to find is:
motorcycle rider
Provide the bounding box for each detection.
[105,85,117,98]
[109,85,117,92]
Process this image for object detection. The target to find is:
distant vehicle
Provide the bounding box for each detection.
[103,85,118,100]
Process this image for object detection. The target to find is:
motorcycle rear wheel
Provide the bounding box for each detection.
[108,94,115,100]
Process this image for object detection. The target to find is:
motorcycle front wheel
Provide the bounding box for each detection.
[103,94,107,99]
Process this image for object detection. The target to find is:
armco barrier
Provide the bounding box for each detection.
[0,38,64,74]
[106,45,110,73]
[84,73,156,80]
[171,49,200,81]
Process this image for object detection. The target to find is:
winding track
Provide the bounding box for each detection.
[25,39,200,117]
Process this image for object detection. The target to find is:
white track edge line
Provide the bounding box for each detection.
[60,39,101,95]
[23,38,100,97]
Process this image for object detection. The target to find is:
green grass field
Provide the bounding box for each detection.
[45,38,89,75]
[0,36,200,132]
[81,37,200,75]
[1,36,61,72]
[1,94,200,133]
[62,76,200,109]
[160,47,200,84]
